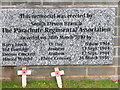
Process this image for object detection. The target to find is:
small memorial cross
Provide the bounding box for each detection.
[17,66,31,88]
[51,67,64,88]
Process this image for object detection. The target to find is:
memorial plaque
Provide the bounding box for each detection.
[0,8,115,66]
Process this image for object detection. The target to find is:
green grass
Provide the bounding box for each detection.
[2,79,120,88]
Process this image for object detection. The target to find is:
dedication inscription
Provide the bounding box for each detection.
[0,8,115,66]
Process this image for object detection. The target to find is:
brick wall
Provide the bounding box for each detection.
[0,0,120,81]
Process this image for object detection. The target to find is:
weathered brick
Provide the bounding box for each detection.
[119,1,120,15]
[114,27,118,36]
[114,37,118,46]
[43,0,72,5]
[118,17,120,26]
[114,48,116,56]
[25,66,86,76]
[60,67,86,76]
[2,67,18,80]
[118,27,120,36]
[118,48,120,55]
[118,67,120,75]
[88,67,115,76]
[28,67,53,76]
[43,2,72,5]
[43,0,72,2]
[119,37,120,46]
[11,2,41,5]
[13,66,86,80]
[73,0,119,2]
[113,57,119,65]
[114,37,120,46]
[115,7,118,16]
[1,2,11,5]
[116,17,118,26]
[118,57,120,66]
[1,66,118,81]
[74,2,118,5]
[1,0,41,2]
[11,2,29,5]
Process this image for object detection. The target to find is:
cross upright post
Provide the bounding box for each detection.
[51,67,64,88]
[17,66,31,88]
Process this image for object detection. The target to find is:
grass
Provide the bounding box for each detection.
[2,79,120,88]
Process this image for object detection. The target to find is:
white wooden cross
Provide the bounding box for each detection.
[51,67,64,88]
[17,66,31,88]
